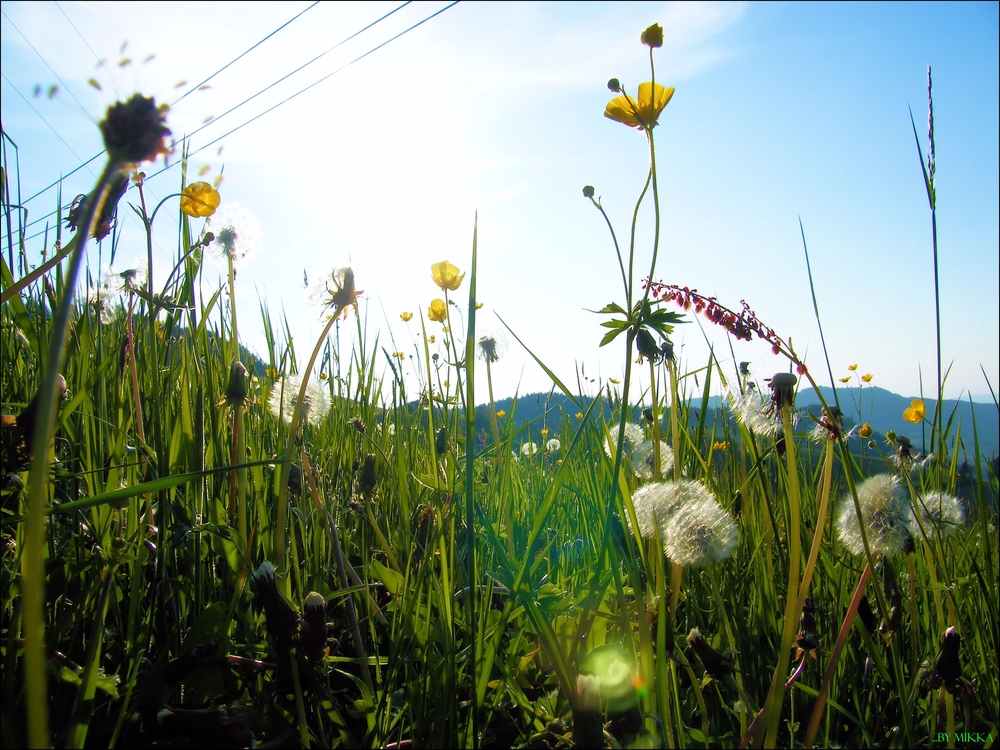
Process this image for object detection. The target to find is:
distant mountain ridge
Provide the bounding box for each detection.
[480,385,999,459]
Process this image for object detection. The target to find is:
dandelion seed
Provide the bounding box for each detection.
[521,442,538,457]
[730,389,790,438]
[915,491,965,537]
[663,491,738,567]
[835,474,915,556]
[604,423,644,461]
[629,481,695,539]
[311,267,363,320]
[477,331,508,363]
[546,438,561,453]
[631,440,674,480]
[269,373,329,426]
[205,202,261,261]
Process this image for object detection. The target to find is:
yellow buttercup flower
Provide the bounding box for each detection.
[540,429,549,437]
[839,377,851,383]
[902,399,926,424]
[400,312,413,322]
[575,412,584,420]
[859,423,873,438]
[605,82,674,130]
[180,181,221,218]
[431,260,465,291]
[848,364,858,371]
[861,373,873,383]
[496,410,506,418]
[428,299,447,323]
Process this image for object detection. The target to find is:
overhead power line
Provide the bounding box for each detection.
[16,0,326,208]
[17,0,455,241]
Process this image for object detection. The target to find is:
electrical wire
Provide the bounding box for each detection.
[14,1,455,243]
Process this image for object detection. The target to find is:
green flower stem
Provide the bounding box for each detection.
[761,404,802,748]
[797,436,835,612]
[22,159,120,750]
[801,562,872,748]
[705,568,752,733]
[274,311,339,580]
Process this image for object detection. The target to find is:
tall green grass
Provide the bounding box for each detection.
[1,27,998,750]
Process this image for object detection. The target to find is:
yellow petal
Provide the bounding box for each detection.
[180,181,221,218]
[431,260,465,291]
[428,298,448,323]
[605,82,675,130]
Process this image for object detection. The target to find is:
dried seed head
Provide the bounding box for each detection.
[100,94,171,164]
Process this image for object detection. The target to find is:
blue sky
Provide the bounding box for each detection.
[2,1,998,407]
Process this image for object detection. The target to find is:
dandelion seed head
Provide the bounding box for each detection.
[268,373,329,426]
[604,423,644,461]
[521,442,538,457]
[916,491,965,537]
[663,493,737,566]
[477,331,508,364]
[835,474,915,556]
[631,440,674,479]
[546,438,561,453]
[205,201,262,262]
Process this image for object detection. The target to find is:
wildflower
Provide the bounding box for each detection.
[205,202,261,261]
[269,373,330,426]
[604,423,644,461]
[575,412,584,420]
[641,23,663,48]
[100,93,171,164]
[496,410,506,418]
[605,81,675,130]
[540,429,549,437]
[835,474,915,556]
[431,260,465,291]
[521,442,538,457]
[582,185,596,199]
[861,373,873,383]
[546,438,561,453]
[860,423,873,438]
[848,364,858,371]
[400,312,413,322]
[428,335,436,344]
[839,377,851,384]
[179,181,221,218]
[915,491,965,536]
[631,440,675,480]
[265,366,279,380]
[312,267,363,320]
[428,298,448,323]
[902,399,926,423]
[477,331,508,363]
[712,441,729,451]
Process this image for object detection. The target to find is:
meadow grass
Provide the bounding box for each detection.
[1,26,998,750]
